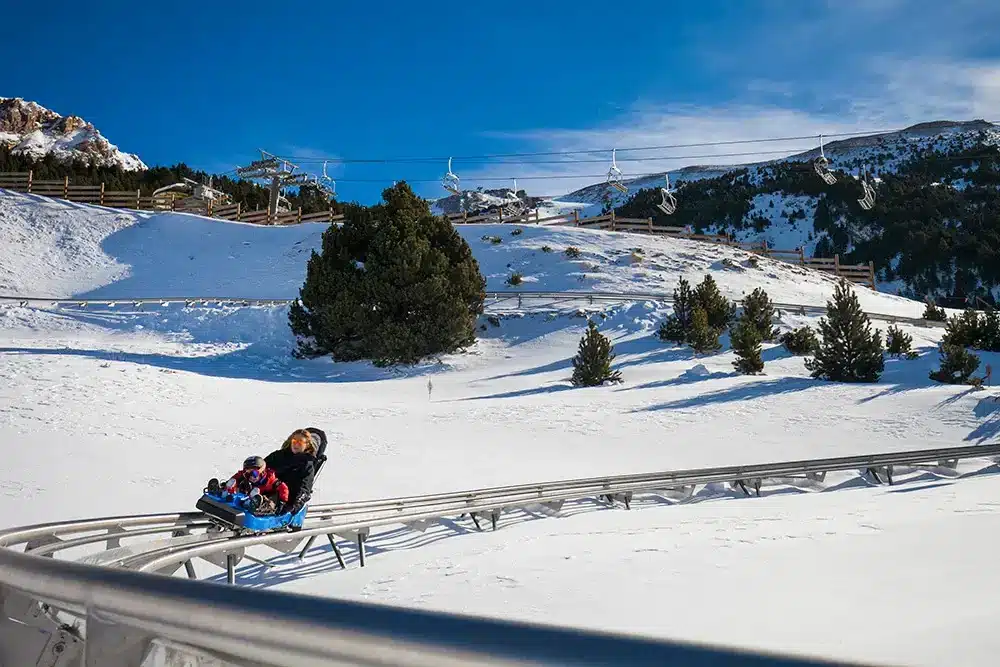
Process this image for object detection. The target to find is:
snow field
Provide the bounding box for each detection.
[2,189,1000,665]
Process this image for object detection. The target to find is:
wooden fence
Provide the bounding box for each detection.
[443,207,876,290]
[0,171,340,225]
[0,171,874,289]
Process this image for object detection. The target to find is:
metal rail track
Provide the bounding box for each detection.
[0,289,945,327]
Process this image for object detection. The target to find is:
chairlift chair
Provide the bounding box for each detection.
[442,157,461,195]
[606,149,629,194]
[657,174,677,215]
[813,134,837,185]
[857,165,876,210]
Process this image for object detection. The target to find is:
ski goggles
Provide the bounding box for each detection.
[245,468,264,482]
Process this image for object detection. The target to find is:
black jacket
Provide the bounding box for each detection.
[264,448,316,510]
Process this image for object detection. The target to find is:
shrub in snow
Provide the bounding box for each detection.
[564,246,581,258]
[923,300,946,322]
[929,344,982,386]
[506,272,523,286]
[730,315,764,374]
[541,245,553,253]
[780,327,818,355]
[571,320,622,387]
[288,182,486,367]
[804,280,884,383]
[941,309,1000,352]
[510,227,523,236]
[482,235,503,245]
[886,324,915,358]
[688,307,722,354]
[740,287,778,342]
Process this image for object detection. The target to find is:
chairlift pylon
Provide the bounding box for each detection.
[657,174,677,215]
[442,157,461,195]
[606,149,629,194]
[857,165,876,210]
[813,134,837,185]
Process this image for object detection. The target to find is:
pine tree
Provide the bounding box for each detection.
[740,287,778,342]
[658,277,694,344]
[929,344,981,385]
[693,274,737,331]
[922,300,946,322]
[730,316,764,374]
[571,320,622,387]
[780,326,819,355]
[885,324,914,357]
[805,280,885,382]
[688,307,722,354]
[289,182,486,366]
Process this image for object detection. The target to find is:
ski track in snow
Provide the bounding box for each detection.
[2,189,1000,665]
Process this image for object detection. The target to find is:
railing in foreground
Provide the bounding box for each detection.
[2,443,998,665]
[0,546,863,667]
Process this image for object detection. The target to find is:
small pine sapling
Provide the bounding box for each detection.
[571,320,623,387]
[658,277,694,344]
[805,280,885,382]
[730,316,764,374]
[922,300,946,322]
[780,327,818,355]
[688,306,722,354]
[928,344,982,386]
[741,287,779,342]
[886,324,915,358]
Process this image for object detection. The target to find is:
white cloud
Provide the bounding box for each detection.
[456,54,1000,198]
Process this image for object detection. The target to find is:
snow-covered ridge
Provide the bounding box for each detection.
[0,97,145,171]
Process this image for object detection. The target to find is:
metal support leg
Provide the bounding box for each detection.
[470,512,482,530]
[357,533,367,567]
[226,554,236,585]
[298,535,318,560]
[886,465,894,486]
[867,467,883,484]
[623,492,632,510]
[184,560,196,579]
[753,478,762,497]
[737,480,751,497]
[490,509,500,531]
[243,554,273,569]
[327,534,346,569]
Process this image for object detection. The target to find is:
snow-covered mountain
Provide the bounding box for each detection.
[0,97,146,171]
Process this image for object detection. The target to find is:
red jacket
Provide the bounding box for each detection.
[230,468,289,503]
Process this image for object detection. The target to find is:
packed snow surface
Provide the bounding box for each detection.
[2,190,999,665]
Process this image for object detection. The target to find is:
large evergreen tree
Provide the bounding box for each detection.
[805,280,885,382]
[571,320,622,386]
[288,182,486,366]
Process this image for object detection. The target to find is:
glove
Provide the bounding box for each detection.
[272,500,285,515]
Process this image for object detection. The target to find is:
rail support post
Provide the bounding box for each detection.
[490,509,501,531]
[356,528,369,567]
[327,534,347,569]
[298,535,318,560]
[469,512,483,531]
[183,560,196,579]
[736,480,751,497]
[885,465,894,486]
[226,553,237,585]
[866,467,883,484]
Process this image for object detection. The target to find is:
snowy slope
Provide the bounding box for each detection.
[0,97,145,171]
[3,189,1000,665]
[0,190,928,315]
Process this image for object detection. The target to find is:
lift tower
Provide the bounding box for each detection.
[235,150,315,220]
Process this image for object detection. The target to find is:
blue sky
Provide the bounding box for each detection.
[5,0,999,203]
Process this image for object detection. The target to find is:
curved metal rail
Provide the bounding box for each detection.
[0,289,945,328]
[1,441,997,665]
